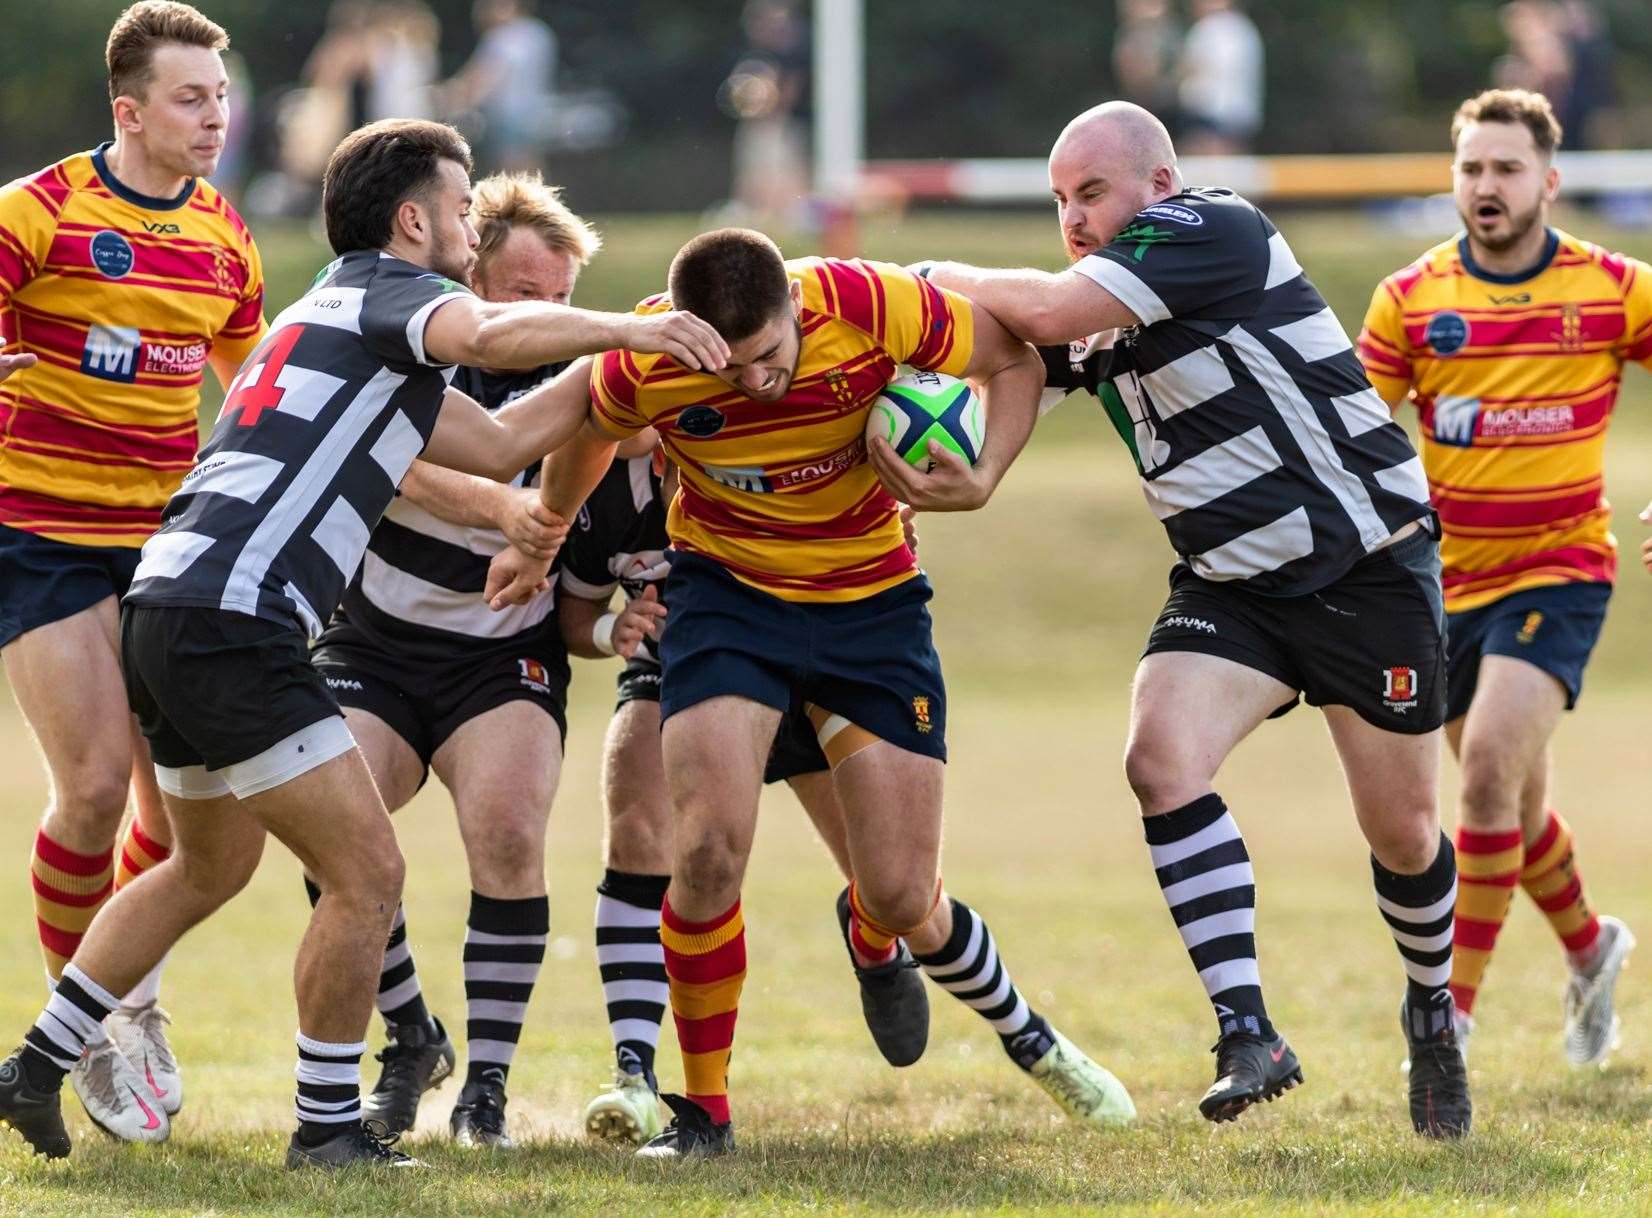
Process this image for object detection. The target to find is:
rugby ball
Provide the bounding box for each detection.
[866,370,984,471]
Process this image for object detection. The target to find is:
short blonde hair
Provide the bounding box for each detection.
[1452,88,1562,158]
[473,172,602,276]
[107,2,228,102]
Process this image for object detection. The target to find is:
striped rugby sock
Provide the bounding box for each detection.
[114,818,172,1010]
[846,881,900,967]
[661,896,745,1126]
[295,1033,366,1139]
[21,963,119,1083]
[462,891,548,1087]
[594,869,670,1081]
[1145,794,1273,1039]
[31,830,114,983]
[913,897,1054,1070]
[1450,826,1521,1016]
[1373,832,1457,1006]
[1521,810,1602,965]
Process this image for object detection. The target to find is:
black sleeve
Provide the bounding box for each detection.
[1038,340,1111,395]
[1074,196,1268,325]
[558,474,624,599]
[359,261,474,371]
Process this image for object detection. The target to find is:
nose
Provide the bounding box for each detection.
[738,367,767,392]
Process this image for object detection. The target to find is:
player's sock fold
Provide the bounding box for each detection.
[294,1033,366,1143]
[846,881,901,967]
[595,869,670,1080]
[1449,825,1521,1016]
[22,964,119,1083]
[462,891,548,1087]
[912,896,1054,1069]
[1521,810,1602,966]
[660,895,745,1126]
[1144,793,1273,1038]
[30,831,114,982]
[1373,831,1457,1006]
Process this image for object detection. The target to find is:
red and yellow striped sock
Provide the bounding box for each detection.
[30,830,115,982]
[661,896,745,1126]
[1449,826,1522,1016]
[847,882,900,967]
[1522,810,1601,963]
[114,818,171,892]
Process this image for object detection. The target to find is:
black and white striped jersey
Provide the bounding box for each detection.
[558,454,668,661]
[332,360,567,662]
[1053,189,1431,597]
[125,251,467,636]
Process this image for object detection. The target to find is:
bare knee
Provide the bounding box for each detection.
[44,763,131,841]
[1457,737,1523,828]
[1123,732,1209,814]
[464,806,546,895]
[606,797,671,872]
[854,873,937,932]
[1369,809,1442,874]
[676,826,745,899]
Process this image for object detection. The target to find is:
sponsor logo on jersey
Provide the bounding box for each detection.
[1487,292,1531,306]
[324,675,365,692]
[678,405,726,437]
[1112,222,1176,263]
[1516,610,1544,645]
[81,324,141,382]
[142,339,209,376]
[1382,666,1419,713]
[90,230,135,279]
[701,438,866,496]
[1160,614,1217,635]
[912,695,933,733]
[140,220,182,235]
[1140,203,1203,226]
[518,658,552,694]
[1425,311,1469,356]
[703,463,772,493]
[1431,395,1480,447]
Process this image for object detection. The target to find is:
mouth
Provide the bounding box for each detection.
[1473,202,1505,224]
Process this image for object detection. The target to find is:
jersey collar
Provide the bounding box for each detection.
[91,141,196,211]
[1456,227,1559,285]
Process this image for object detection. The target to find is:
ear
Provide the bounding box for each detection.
[1543,162,1561,204]
[788,276,803,314]
[394,196,427,246]
[111,95,143,136]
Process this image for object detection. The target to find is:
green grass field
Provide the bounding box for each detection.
[5,208,1652,1216]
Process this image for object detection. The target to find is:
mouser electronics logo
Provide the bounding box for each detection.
[704,438,866,495]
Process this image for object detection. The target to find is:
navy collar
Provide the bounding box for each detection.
[90,141,195,211]
[1457,227,1559,285]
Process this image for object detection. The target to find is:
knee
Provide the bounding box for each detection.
[854,875,936,933]
[330,837,405,909]
[166,852,252,915]
[607,799,671,866]
[676,827,744,897]
[1370,810,1442,875]
[46,765,131,833]
[1123,732,1204,813]
[465,812,546,893]
[1457,738,1522,824]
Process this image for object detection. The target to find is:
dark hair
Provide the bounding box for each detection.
[322,119,474,256]
[667,228,790,342]
[106,1,228,103]
[1452,88,1562,157]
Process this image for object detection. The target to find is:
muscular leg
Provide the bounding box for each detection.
[433,702,560,1094]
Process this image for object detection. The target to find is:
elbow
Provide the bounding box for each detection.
[1018,303,1083,347]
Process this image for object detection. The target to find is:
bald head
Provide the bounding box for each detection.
[1048,101,1181,262]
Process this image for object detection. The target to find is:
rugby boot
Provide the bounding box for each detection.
[634,1093,734,1160]
[1027,1028,1136,1129]
[1403,990,1471,1138]
[1564,915,1636,1067]
[835,887,929,1067]
[450,1076,513,1149]
[72,1038,169,1142]
[1198,1030,1302,1122]
[0,1050,71,1159]
[583,1066,664,1146]
[285,1119,423,1169]
[107,1003,182,1115]
[360,1017,455,1135]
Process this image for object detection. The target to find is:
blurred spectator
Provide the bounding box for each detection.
[211,51,255,203]
[716,0,811,228]
[1557,0,1613,148]
[444,0,558,173]
[1494,2,1572,105]
[1113,0,1182,124]
[1177,0,1264,154]
[368,2,439,122]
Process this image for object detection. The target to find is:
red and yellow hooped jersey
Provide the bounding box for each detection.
[590,257,974,603]
[0,145,266,547]
[1358,228,1652,612]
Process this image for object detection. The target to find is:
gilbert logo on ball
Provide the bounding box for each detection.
[867,370,985,471]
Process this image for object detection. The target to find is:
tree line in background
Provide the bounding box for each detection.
[1,0,1648,212]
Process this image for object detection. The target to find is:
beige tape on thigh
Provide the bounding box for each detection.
[805,702,880,769]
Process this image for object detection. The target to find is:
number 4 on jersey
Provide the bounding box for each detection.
[219,325,305,427]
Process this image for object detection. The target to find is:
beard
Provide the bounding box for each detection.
[1462,199,1543,253]
[429,232,476,287]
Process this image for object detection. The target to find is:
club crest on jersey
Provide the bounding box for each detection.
[912,695,933,732]
[1382,666,1419,713]
[1557,302,1584,353]
[518,658,552,693]
[823,367,856,404]
[678,405,726,437]
[90,230,135,279]
[1425,311,1469,357]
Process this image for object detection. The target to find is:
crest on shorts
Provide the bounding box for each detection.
[518,658,551,693]
[1382,666,1419,712]
[912,695,933,733]
[1517,610,1544,645]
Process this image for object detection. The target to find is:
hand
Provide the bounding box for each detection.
[495,489,568,560]
[867,435,994,512]
[899,504,920,554]
[485,545,553,610]
[609,585,669,659]
[1639,501,1652,574]
[622,311,730,372]
[0,352,37,384]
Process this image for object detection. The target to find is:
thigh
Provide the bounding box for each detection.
[237,746,398,888]
[311,634,434,774]
[1474,584,1611,711]
[343,707,427,814]
[1142,563,1304,706]
[1323,705,1441,856]
[788,771,851,879]
[656,553,796,723]
[433,698,563,847]
[1128,651,1298,778]
[429,642,570,762]
[602,698,673,873]
[660,695,779,855]
[159,788,267,889]
[831,741,944,897]
[0,526,131,650]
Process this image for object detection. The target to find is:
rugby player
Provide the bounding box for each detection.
[305,170,600,1149]
[0,1,265,1140]
[557,449,1134,1145]
[919,102,1471,1137]
[1358,89,1641,1065]
[0,118,726,1168]
[488,228,1050,1158]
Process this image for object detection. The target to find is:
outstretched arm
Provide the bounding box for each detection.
[398,462,566,560]
[921,262,1140,346]
[421,357,593,482]
[422,294,729,373]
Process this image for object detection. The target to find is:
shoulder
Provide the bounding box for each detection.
[188,179,259,254]
[1377,240,1457,307]
[1143,189,1264,239]
[1554,229,1651,298]
[0,152,90,222]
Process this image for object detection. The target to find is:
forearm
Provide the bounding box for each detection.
[399,460,510,529]
[541,419,620,518]
[926,263,1070,345]
[972,346,1044,495]
[558,591,617,659]
[472,303,629,371]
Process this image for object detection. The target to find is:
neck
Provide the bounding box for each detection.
[103,134,190,202]
[381,236,429,269]
[1465,219,1551,277]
